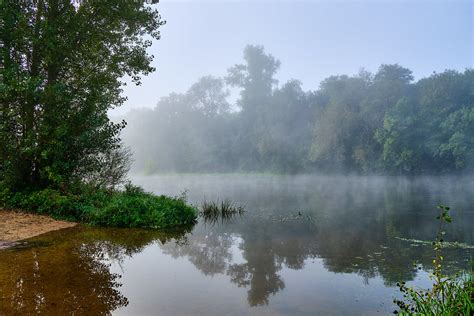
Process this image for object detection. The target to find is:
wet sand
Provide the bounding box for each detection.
[0,210,76,248]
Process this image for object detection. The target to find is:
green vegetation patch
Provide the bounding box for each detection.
[0,184,197,229]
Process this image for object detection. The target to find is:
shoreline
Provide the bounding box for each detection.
[0,209,77,249]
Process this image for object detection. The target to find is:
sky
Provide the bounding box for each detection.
[119,0,473,114]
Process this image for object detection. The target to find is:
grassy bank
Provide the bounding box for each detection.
[0,184,197,229]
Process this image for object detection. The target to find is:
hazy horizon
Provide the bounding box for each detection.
[117,0,473,115]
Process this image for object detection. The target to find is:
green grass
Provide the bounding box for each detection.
[0,183,197,229]
[395,273,473,315]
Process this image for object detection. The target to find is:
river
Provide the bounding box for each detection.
[1,175,473,315]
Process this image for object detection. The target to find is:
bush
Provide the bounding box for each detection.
[0,183,197,229]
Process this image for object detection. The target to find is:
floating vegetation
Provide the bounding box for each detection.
[199,199,245,225]
[269,212,315,223]
[395,237,474,250]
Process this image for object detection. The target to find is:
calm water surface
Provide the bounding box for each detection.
[1,175,473,315]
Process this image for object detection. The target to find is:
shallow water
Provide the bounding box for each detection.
[1,175,473,315]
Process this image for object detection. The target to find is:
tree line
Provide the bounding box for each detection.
[124,45,473,175]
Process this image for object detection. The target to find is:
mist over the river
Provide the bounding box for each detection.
[114,1,472,176]
[119,46,473,175]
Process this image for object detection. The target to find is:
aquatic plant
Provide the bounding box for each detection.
[393,205,474,315]
[394,236,474,250]
[199,199,245,224]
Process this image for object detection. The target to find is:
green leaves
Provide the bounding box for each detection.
[437,205,452,223]
[0,0,164,190]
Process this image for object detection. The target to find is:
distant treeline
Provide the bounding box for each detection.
[123,45,473,174]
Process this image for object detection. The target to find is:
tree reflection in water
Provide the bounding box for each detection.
[1,176,473,312]
[0,226,190,315]
[0,234,128,315]
[157,175,474,307]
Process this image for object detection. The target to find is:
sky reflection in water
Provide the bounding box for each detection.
[1,175,473,315]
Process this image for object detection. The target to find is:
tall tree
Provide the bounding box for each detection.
[0,0,165,189]
[309,74,370,171]
[376,69,474,173]
[122,76,234,173]
[358,64,414,171]
[226,45,281,169]
[256,80,313,172]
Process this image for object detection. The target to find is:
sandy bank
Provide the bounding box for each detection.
[0,210,76,248]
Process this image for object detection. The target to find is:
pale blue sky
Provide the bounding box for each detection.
[120,0,473,113]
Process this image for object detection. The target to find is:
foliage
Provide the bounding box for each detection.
[0,183,197,228]
[122,46,473,175]
[438,107,474,170]
[393,205,474,315]
[309,74,370,171]
[0,0,199,229]
[0,0,164,190]
[123,76,236,173]
[375,98,425,173]
[377,70,474,173]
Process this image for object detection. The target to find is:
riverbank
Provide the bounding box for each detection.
[0,184,197,229]
[0,209,76,248]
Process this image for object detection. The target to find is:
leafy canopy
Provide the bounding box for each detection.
[0,0,165,189]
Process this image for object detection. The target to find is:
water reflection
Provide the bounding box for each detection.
[158,213,471,307]
[0,229,128,315]
[146,175,473,309]
[0,227,191,315]
[0,175,473,314]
